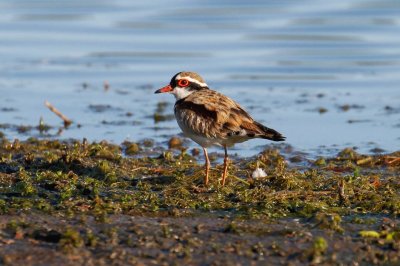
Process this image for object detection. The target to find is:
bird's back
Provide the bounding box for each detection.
[174,89,284,147]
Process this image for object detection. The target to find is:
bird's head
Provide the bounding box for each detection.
[155,71,208,100]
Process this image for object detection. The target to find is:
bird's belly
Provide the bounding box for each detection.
[178,124,250,148]
[182,128,223,148]
[185,132,250,148]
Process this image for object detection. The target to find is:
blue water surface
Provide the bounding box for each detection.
[0,0,399,156]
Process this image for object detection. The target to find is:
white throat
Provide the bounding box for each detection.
[172,87,193,100]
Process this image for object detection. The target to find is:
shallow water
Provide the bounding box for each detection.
[0,0,399,157]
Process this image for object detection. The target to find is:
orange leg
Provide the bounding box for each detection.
[221,145,229,186]
[203,147,210,186]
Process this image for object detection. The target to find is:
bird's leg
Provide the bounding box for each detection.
[221,145,229,186]
[203,147,210,186]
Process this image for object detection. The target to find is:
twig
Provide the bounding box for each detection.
[131,167,147,172]
[104,80,110,91]
[385,156,400,166]
[44,100,72,127]
[231,175,250,186]
[338,179,349,206]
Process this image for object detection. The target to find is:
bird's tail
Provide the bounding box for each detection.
[254,121,285,141]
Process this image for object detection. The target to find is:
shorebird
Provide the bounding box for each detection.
[155,72,285,186]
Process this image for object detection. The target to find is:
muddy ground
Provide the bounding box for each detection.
[0,137,399,265]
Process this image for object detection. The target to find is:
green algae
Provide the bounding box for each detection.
[59,228,85,252]
[1,138,399,218]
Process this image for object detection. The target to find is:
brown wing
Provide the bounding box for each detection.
[175,89,285,141]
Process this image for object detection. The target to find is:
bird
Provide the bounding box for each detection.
[155,71,285,186]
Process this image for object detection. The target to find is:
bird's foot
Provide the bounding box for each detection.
[220,167,228,186]
[220,177,227,186]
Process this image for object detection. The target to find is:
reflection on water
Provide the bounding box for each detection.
[0,0,399,156]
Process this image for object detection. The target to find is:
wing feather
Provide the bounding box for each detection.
[174,89,284,142]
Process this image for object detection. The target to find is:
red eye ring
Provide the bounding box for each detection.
[177,79,190,87]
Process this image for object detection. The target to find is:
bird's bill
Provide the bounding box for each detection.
[155,84,173,94]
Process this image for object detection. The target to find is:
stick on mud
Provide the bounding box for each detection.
[338,179,348,206]
[44,100,72,127]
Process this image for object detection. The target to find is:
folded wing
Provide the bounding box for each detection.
[174,89,285,142]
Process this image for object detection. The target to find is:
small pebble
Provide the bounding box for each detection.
[168,137,182,149]
[191,148,200,156]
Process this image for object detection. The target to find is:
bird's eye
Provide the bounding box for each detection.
[177,79,190,87]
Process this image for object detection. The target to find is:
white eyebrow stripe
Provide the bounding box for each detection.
[176,75,208,87]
